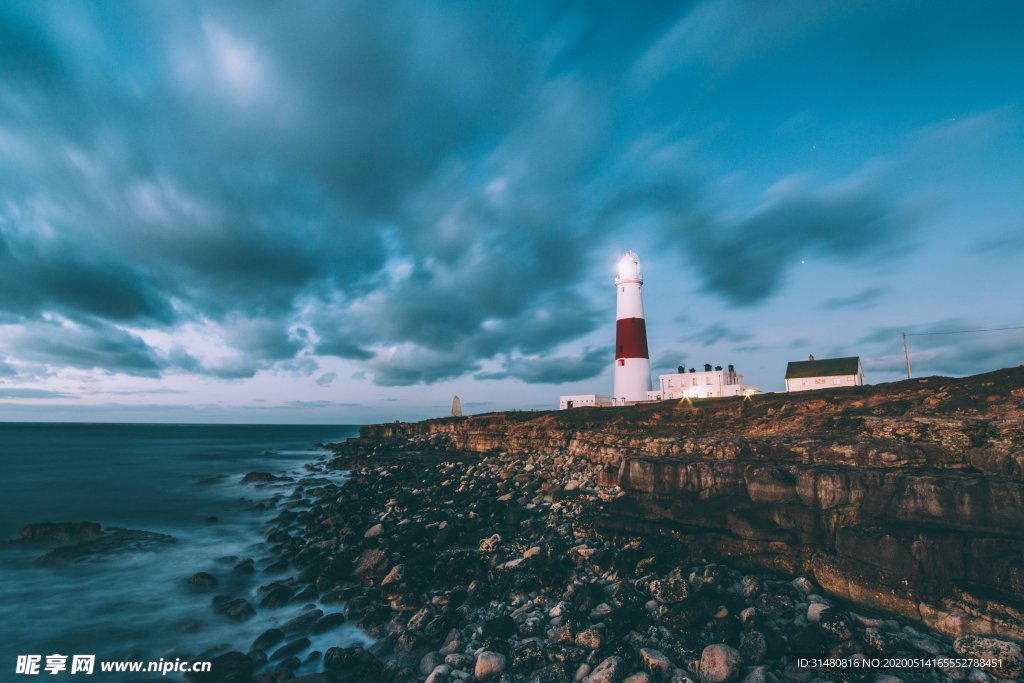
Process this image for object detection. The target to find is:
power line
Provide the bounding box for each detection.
[901,324,1024,379]
[906,324,1024,337]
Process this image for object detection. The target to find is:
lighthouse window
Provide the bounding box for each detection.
[617,359,625,366]
[618,345,623,353]
[621,287,624,292]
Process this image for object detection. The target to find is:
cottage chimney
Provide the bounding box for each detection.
[727,364,734,373]
[689,368,695,373]
[677,365,685,374]
[703,363,712,372]
[714,365,722,371]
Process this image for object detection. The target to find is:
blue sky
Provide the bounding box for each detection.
[0,1,1022,423]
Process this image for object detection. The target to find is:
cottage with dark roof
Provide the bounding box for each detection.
[785,355,864,392]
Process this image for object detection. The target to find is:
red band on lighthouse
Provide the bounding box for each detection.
[615,318,649,359]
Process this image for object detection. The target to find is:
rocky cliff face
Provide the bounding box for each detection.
[355,367,1024,642]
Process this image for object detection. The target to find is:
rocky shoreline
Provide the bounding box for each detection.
[178,428,1018,682]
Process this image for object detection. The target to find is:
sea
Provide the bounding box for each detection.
[0,422,371,680]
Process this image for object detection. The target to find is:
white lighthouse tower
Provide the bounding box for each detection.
[613,252,652,403]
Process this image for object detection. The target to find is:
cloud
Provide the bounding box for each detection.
[689,184,912,306]
[475,346,607,385]
[0,319,163,376]
[972,231,1024,255]
[819,286,886,310]
[860,321,1024,377]
[651,350,686,372]
[681,323,753,345]
[315,372,336,387]
[0,388,77,399]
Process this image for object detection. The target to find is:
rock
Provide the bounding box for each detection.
[446,653,473,670]
[381,564,405,587]
[738,667,768,683]
[34,528,177,565]
[185,651,252,682]
[189,571,218,591]
[233,558,255,575]
[323,646,382,679]
[280,608,323,634]
[738,631,766,665]
[573,582,606,612]
[479,534,502,551]
[529,663,571,682]
[953,635,1023,679]
[393,631,430,666]
[242,471,277,483]
[19,521,101,542]
[512,639,545,673]
[818,609,853,642]
[806,603,828,623]
[420,651,446,676]
[270,637,310,661]
[639,648,672,676]
[426,664,451,683]
[251,628,284,652]
[311,611,347,634]
[352,549,389,580]
[698,644,741,683]
[364,523,384,538]
[258,582,295,607]
[212,597,255,621]
[474,651,507,680]
[585,657,624,683]
[482,614,516,640]
[575,627,603,650]
[649,579,689,604]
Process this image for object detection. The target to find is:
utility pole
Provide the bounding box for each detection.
[902,332,911,379]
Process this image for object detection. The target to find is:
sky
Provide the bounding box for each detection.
[0,1,1022,424]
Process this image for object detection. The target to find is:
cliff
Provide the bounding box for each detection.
[352,367,1024,644]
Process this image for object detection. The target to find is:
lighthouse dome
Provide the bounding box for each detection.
[615,251,642,284]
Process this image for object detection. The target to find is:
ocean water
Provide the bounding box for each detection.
[0,423,370,680]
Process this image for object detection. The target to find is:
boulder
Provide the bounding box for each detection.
[698,644,741,683]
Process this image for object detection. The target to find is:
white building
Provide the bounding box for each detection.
[651,363,759,400]
[784,355,864,392]
[558,394,613,410]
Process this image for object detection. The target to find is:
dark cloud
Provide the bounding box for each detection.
[315,372,336,387]
[819,286,886,310]
[0,3,931,390]
[688,186,913,306]
[0,229,173,324]
[2,320,163,376]
[475,346,607,385]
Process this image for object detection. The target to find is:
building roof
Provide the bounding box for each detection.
[785,356,861,379]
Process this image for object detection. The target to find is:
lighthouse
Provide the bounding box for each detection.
[614,251,652,402]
